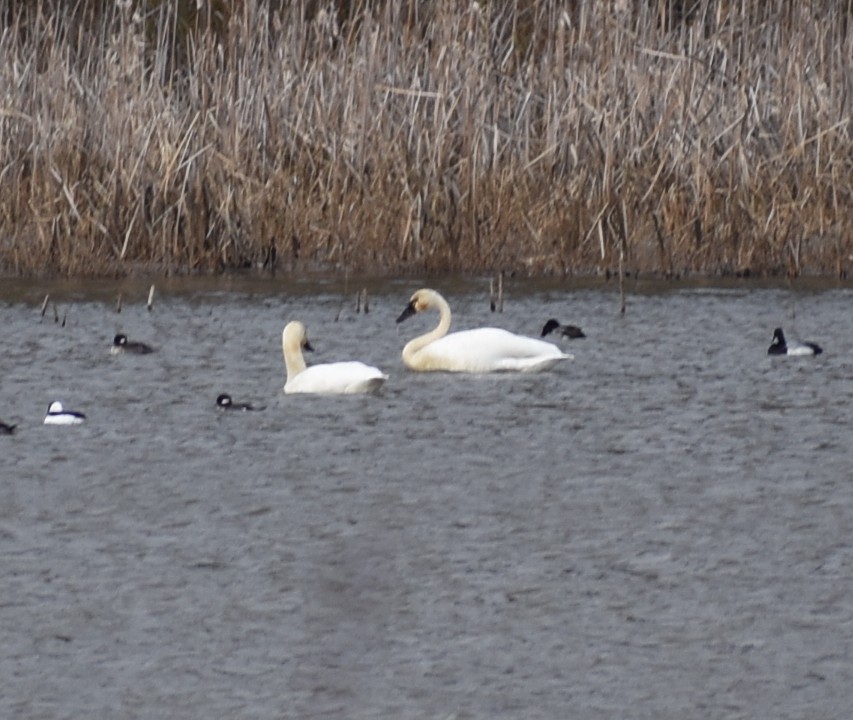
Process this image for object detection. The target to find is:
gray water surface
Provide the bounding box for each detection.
[2,278,852,719]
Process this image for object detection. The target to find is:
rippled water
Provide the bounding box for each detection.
[2,276,853,719]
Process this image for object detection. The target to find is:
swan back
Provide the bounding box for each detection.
[286,361,388,394]
[397,288,571,373]
[282,321,388,394]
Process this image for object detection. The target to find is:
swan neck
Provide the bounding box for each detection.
[402,292,452,366]
[282,334,307,381]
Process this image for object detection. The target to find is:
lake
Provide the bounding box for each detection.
[1,275,852,719]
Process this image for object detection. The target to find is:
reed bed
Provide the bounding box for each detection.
[1,0,851,277]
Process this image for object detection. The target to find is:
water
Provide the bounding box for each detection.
[2,276,852,719]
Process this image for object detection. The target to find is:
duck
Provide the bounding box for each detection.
[216,393,263,411]
[767,327,823,356]
[44,401,86,425]
[396,288,572,372]
[111,333,155,355]
[541,318,586,339]
[282,321,388,394]
[0,420,16,435]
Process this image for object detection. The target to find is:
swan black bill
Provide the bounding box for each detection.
[397,301,417,323]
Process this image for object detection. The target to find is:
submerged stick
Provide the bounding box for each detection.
[489,278,496,312]
[116,293,122,313]
[40,294,50,317]
[618,201,627,316]
[361,288,369,314]
[497,271,504,313]
[147,285,155,311]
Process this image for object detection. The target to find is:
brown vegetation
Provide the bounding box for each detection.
[1,1,851,278]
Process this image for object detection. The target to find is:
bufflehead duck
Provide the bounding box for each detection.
[44,401,86,425]
[768,327,823,356]
[111,334,155,354]
[0,420,16,435]
[216,393,262,411]
[541,318,586,339]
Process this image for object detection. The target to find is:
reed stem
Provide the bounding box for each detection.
[0,1,849,278]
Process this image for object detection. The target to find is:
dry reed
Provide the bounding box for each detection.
[1,0,851,278]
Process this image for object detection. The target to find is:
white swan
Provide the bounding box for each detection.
[396,288,572,373]
[282,321,388,394]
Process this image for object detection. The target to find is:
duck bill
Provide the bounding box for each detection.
[396,301,417,323]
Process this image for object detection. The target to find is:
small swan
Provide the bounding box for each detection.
[396,288,572,372]
[0,420,16,435]
[216,393,263,411]
[768,327,823,356]
[111,333,155,355]
[44,401,86,425]
[282,321,388,394]
[541,318,586,339]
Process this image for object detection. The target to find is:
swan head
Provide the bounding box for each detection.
[282,321,315,354]
[396,288,440,323]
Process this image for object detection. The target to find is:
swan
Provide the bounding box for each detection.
[541,318,586,339]
[282,321,388,394]
[396,288,572,372]
[768,327,823,356]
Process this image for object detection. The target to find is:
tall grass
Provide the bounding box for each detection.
[1,0,851,277]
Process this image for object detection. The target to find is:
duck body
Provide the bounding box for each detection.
[768,327,822,356]
[216,394,262,411]
[282,321,388,395]
[44,401,86,425]
[0,420,16,435]
[541,318,586,339]
[397,289,571,373]
[111,334,155,355]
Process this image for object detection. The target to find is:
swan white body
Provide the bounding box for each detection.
[396,289,572,373]
[44,401,86,425]
[282,321,388,395]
